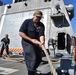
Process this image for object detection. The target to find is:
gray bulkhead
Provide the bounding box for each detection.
[0,0,74,53]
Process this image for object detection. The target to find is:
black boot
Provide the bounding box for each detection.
[28,71,35,75]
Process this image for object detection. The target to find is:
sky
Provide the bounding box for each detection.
[1,0,76,36]
[64,0,76,36]
[1,0,12,4]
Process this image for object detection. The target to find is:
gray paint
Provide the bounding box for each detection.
[0,0,74,50]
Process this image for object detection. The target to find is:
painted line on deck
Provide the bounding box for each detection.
[0,67,18,74]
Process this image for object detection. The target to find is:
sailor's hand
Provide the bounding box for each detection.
[35,40,44,47]
[5,44,8,47]
[31,39,38,44]
[38,42,44,47]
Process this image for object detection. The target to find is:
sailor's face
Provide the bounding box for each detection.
[5,34,8,38]
[33,15,41,23]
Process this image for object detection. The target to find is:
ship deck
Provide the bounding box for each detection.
[0,50,74,75]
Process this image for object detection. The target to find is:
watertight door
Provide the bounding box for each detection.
[58,33,65,50]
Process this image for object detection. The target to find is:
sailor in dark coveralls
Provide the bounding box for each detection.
[19,10,45,75]
[0,34,10,57]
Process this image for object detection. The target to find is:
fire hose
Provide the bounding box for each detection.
[36,40,58,75]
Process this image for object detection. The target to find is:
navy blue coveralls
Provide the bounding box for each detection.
[19,19,45,75]
[0,38,10,56]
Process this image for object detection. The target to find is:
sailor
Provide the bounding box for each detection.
[0,34,10,57]
[19,10,45,75]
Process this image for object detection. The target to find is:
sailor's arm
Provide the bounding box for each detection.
[19,32,38,44]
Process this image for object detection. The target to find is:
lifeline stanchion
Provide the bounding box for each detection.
[36,40,58,75]
[74,47,76,75]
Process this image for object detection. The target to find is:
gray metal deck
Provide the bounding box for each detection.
[0,49,74,75]
[0,55,53,75]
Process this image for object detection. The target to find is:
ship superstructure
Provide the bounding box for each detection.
[0,0,74,55]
